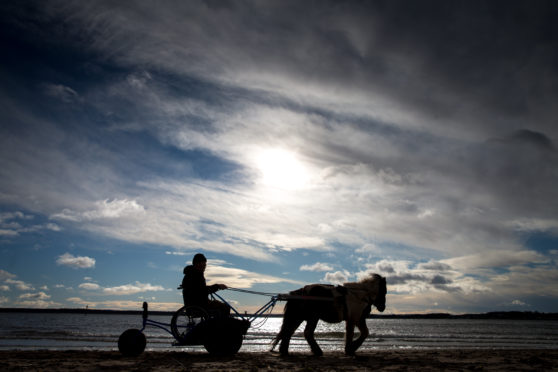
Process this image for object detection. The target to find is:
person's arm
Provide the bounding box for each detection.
[207,283,227,294]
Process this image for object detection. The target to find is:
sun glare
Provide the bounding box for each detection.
[256,149,307,190]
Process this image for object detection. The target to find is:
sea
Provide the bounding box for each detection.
[1,312,557,352]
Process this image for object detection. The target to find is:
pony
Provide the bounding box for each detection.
[271,273,386,356]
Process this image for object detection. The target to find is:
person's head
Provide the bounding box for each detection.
[192,253,207,272]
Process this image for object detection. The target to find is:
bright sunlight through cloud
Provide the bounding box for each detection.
[256,149,308,190]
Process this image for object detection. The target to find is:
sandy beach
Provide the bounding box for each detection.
[1,349,557,371]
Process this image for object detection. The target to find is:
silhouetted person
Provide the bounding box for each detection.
[181,253,230,317]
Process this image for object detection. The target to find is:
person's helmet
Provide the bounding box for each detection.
[193,253,207,264]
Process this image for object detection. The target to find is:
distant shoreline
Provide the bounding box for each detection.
[1,307,557,320]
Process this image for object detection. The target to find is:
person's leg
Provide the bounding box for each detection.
[207,299,230,317]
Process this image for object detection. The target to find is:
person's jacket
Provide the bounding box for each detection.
[181,265,220,307]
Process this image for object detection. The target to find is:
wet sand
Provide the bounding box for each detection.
[1,349,557,371]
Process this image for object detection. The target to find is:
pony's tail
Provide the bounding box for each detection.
[270,330,281,351]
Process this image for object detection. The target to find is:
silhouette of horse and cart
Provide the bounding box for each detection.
[118,273,386,356]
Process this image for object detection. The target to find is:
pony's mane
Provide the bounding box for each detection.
[343,273,382,290]
[358,273,382,285]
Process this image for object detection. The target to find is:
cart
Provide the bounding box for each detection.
[118,289,283,356]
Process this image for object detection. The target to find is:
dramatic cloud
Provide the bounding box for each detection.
[1,1,557,313]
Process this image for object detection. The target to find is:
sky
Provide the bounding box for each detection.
[1,0,558,315]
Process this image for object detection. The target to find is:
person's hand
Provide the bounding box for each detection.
[218,284,228,290]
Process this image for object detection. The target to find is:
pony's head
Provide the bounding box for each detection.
[373,275,387,312]
[354,273,387,312]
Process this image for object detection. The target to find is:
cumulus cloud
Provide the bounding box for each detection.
[0,211,60,236]
[67,297,181,311]
[0,269,16,281]
[1,270,34,291]
[206,262,303,288]
[16,299,60,308]
[0,211,33,222]
[0,229,18,237]
[67,297,89,306]
[52,199,145,222]
[78,283,101,290]
[76,280,164,294]
[15,291,59,308]
[165,251,190,256]
[300,262,334,272]
[323,270,351,285]
[102,281,166,295]
[5,278,34,291]
[358,259,486,296]
[417,261,453,272]
[19,291,51,300]
[56,253,96,269]
[355,243,381,253]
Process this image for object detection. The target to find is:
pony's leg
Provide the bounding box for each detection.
[278,318,303,356]
[346,316,369,355]
[344,320,356,355]
[304,317,322,356]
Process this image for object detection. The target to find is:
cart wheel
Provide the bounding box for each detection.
[118,328,146,356]
[171,305,209,344]
[204,329,243,355]
[203,319,245,355]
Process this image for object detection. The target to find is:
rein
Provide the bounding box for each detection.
[225,287,279,297]
[226,282,379,304]
[225,287,334,301]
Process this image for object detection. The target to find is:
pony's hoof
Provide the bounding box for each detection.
[312,350,323,357]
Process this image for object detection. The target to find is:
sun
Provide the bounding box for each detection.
[256,149,307,190]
